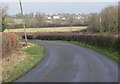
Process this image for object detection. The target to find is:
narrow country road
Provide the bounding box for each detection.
[16,40,118,82]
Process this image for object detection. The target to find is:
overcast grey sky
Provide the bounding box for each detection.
[1,0,119,2]
[1,1,118,15]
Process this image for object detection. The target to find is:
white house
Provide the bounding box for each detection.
[47,16,52,20]
[53,16,60,20]
[61,17,66,20]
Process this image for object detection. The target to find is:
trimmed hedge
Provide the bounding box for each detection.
[21,32,119,52]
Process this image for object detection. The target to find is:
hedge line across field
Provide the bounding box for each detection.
[21,32,119,53]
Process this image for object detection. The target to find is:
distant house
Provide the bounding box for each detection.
[61,17,66,20]
[46,20,52,23]
[78,17,80,19]
[53,16,60,20]
[46,16,52,23]
[47,16,52,20]
[77,16,85,19]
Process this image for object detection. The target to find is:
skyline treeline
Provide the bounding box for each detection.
[1,4,119,34]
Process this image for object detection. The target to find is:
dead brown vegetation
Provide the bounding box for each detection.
[2,33,19,58]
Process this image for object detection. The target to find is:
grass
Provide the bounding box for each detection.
[2,43,44,82]
[4,26,87,33]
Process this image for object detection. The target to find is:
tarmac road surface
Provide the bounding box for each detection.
[16,40,118,82]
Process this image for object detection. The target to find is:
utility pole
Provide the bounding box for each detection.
[99,15,102,33]
[19,0,27,45]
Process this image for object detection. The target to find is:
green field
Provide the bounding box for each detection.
[5,26,87,32]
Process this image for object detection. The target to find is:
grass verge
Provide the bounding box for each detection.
[2,43,44,82]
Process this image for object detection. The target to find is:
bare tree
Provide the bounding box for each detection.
[87,13,101,33]
[67,14,74,32]
[101,5,118,34]
[0,4,8,32]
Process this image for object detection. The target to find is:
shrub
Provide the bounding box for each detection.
[2,33,19,58]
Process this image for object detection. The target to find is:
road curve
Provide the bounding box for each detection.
[16,40,118,82]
